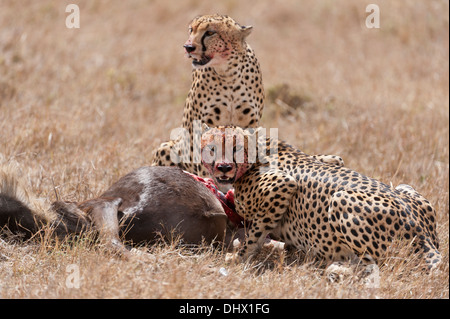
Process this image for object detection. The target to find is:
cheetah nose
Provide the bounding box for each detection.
[184,44,196,53]
[217,164,233,173]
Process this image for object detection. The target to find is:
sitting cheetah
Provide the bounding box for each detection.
[151,14,264,176]
[200,125,441,270]
[151,14,343,176]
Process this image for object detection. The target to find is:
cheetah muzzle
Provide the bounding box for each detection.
[189,53,213,67]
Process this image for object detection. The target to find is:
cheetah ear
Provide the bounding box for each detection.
[240,25,253,38]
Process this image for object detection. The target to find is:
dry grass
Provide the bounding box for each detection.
[0,0,448,299]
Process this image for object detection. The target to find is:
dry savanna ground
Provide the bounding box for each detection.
[0,0,448,299]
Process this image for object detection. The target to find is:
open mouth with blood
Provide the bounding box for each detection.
[215,175,235,184]
[190,54,212,66]
[213,162,237,184]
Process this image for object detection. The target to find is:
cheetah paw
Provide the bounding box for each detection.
[325,262,353,283]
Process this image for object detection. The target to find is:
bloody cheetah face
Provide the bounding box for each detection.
[201,125,251,185]
[184,14,252,69]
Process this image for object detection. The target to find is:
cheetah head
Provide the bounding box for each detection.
[184,14,253,69]
[200,124,255,185]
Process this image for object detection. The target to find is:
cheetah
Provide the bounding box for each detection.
[151,14,343,176]
[151,14,264,176]
[200,125,441,271]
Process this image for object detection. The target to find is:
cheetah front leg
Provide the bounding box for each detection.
[151,139,209,176]
[235,169,298,262]
[151,140,178,167]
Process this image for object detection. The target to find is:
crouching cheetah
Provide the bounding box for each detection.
[200,125,441,270]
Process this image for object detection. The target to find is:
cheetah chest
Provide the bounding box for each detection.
[200,85,259,127]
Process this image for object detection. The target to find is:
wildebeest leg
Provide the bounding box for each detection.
[88,198,130,258]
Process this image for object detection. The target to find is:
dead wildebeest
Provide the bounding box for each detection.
[1,164,241,257]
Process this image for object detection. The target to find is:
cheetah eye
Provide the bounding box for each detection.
[188,27,193,33]
[205,30,216,37]
[202,144,219,164]
[206,145,216,156]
